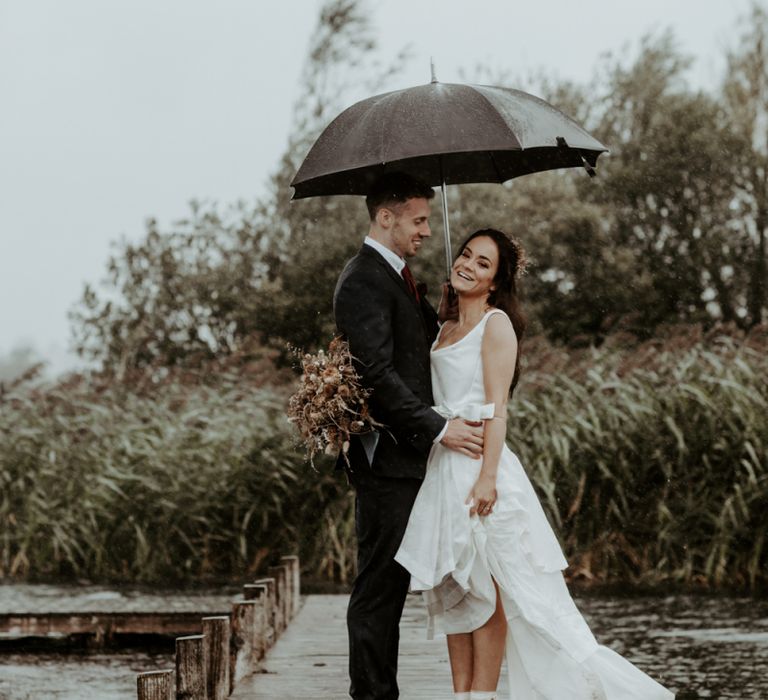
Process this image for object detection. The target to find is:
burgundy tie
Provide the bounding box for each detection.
[401,264,420,302]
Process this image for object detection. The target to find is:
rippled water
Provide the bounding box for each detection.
[0,650,172,700]
[0,593,766,699]
[579,594,768,699]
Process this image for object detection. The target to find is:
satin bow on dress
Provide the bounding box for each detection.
[432,401,496,423]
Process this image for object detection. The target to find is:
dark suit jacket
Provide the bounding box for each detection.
[333,244,446,479]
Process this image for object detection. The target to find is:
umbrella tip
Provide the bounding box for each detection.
[559,136,597,177]
[430,57,438,83]
[581,154,597,178]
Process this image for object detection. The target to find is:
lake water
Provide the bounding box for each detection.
[0,592,766,698]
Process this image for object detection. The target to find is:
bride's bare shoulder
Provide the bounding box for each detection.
[484,310,516,348]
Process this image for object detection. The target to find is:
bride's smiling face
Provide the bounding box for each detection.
[450,235,499,298]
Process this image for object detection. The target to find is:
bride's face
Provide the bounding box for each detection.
[451,235,499,298]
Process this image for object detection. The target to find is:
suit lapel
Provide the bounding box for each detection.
[358,245,433,340]
[359,245,422,312]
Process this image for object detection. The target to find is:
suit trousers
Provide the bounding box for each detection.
[347,468,422,700]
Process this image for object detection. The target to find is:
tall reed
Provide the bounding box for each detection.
[512,324,768,589]
[1,324,765,589]
[0,361,349,584]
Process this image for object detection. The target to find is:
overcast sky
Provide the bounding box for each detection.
[0,0,757,376]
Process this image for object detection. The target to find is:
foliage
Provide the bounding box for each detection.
[513,323,768,590]
[69,201,275,374]
[722,1,768,326]
[0,355,354,585]
[2,326,766,590]
[588,32,747,332]
[69,4,768,373]
[255,0,409,356]
[44,1,768,593]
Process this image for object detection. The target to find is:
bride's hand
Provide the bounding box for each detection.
[466,473,497,516]
[437,281,458,323]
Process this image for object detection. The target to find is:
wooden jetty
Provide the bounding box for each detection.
[136,555,301,700]
[230,594,510,700]
[4,555,516,698]
[0,587,234,645]
[133,557,506,699]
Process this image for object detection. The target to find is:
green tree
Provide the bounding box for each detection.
[258,0,409,354]
[69,0,409,372]
[722,1,768,326]
[72,6,768,370]
[589,32,744,332]
[449,63,654,342]
[69,201,273,374]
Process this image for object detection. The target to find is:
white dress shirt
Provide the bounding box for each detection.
[364,236,405,274]
[363,236,448,445]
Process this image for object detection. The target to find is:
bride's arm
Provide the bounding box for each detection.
[466,313,517,516]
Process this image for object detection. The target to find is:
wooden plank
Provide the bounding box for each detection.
[0,587,233,616]
[230,595,511,699]
[0,612,212,638]
[137,669,174,700]
[202,616,230,700]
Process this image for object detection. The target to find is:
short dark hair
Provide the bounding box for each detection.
[365,172,435,220]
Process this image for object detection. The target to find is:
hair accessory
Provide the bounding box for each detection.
[510,235,528,278]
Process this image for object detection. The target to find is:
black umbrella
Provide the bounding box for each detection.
[291,78,608,275]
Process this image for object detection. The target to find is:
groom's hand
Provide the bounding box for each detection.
[440,418,484,459]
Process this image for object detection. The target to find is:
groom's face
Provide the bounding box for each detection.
[390,197,432,258]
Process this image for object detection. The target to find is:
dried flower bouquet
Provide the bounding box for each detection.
[287,337,382,467]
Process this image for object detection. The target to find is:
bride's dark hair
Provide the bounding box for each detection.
[456,228,527,393]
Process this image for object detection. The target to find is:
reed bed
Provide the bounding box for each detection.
[513,324,768,589]
[0,324,766,589]
[0,362,349,584]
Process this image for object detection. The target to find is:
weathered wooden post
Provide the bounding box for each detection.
[202,616,230,700]
[229,600,257,691]
[276,561,293,623]
[281,555,301,619]
[131,553,301,699]
[137,669,174,700]
[243,583,269,660]
[175,634,206,700]
[253,576,276,648]
[267,564,288,634]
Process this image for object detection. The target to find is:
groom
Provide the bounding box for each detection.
[333,172,484,700]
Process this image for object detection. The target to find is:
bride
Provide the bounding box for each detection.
[394,229,674,700]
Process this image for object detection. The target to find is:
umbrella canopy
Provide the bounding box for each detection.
[291,81,608,199]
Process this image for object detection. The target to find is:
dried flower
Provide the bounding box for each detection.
[287,337,383,468]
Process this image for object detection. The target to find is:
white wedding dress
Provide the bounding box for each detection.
[394,309,674,700]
